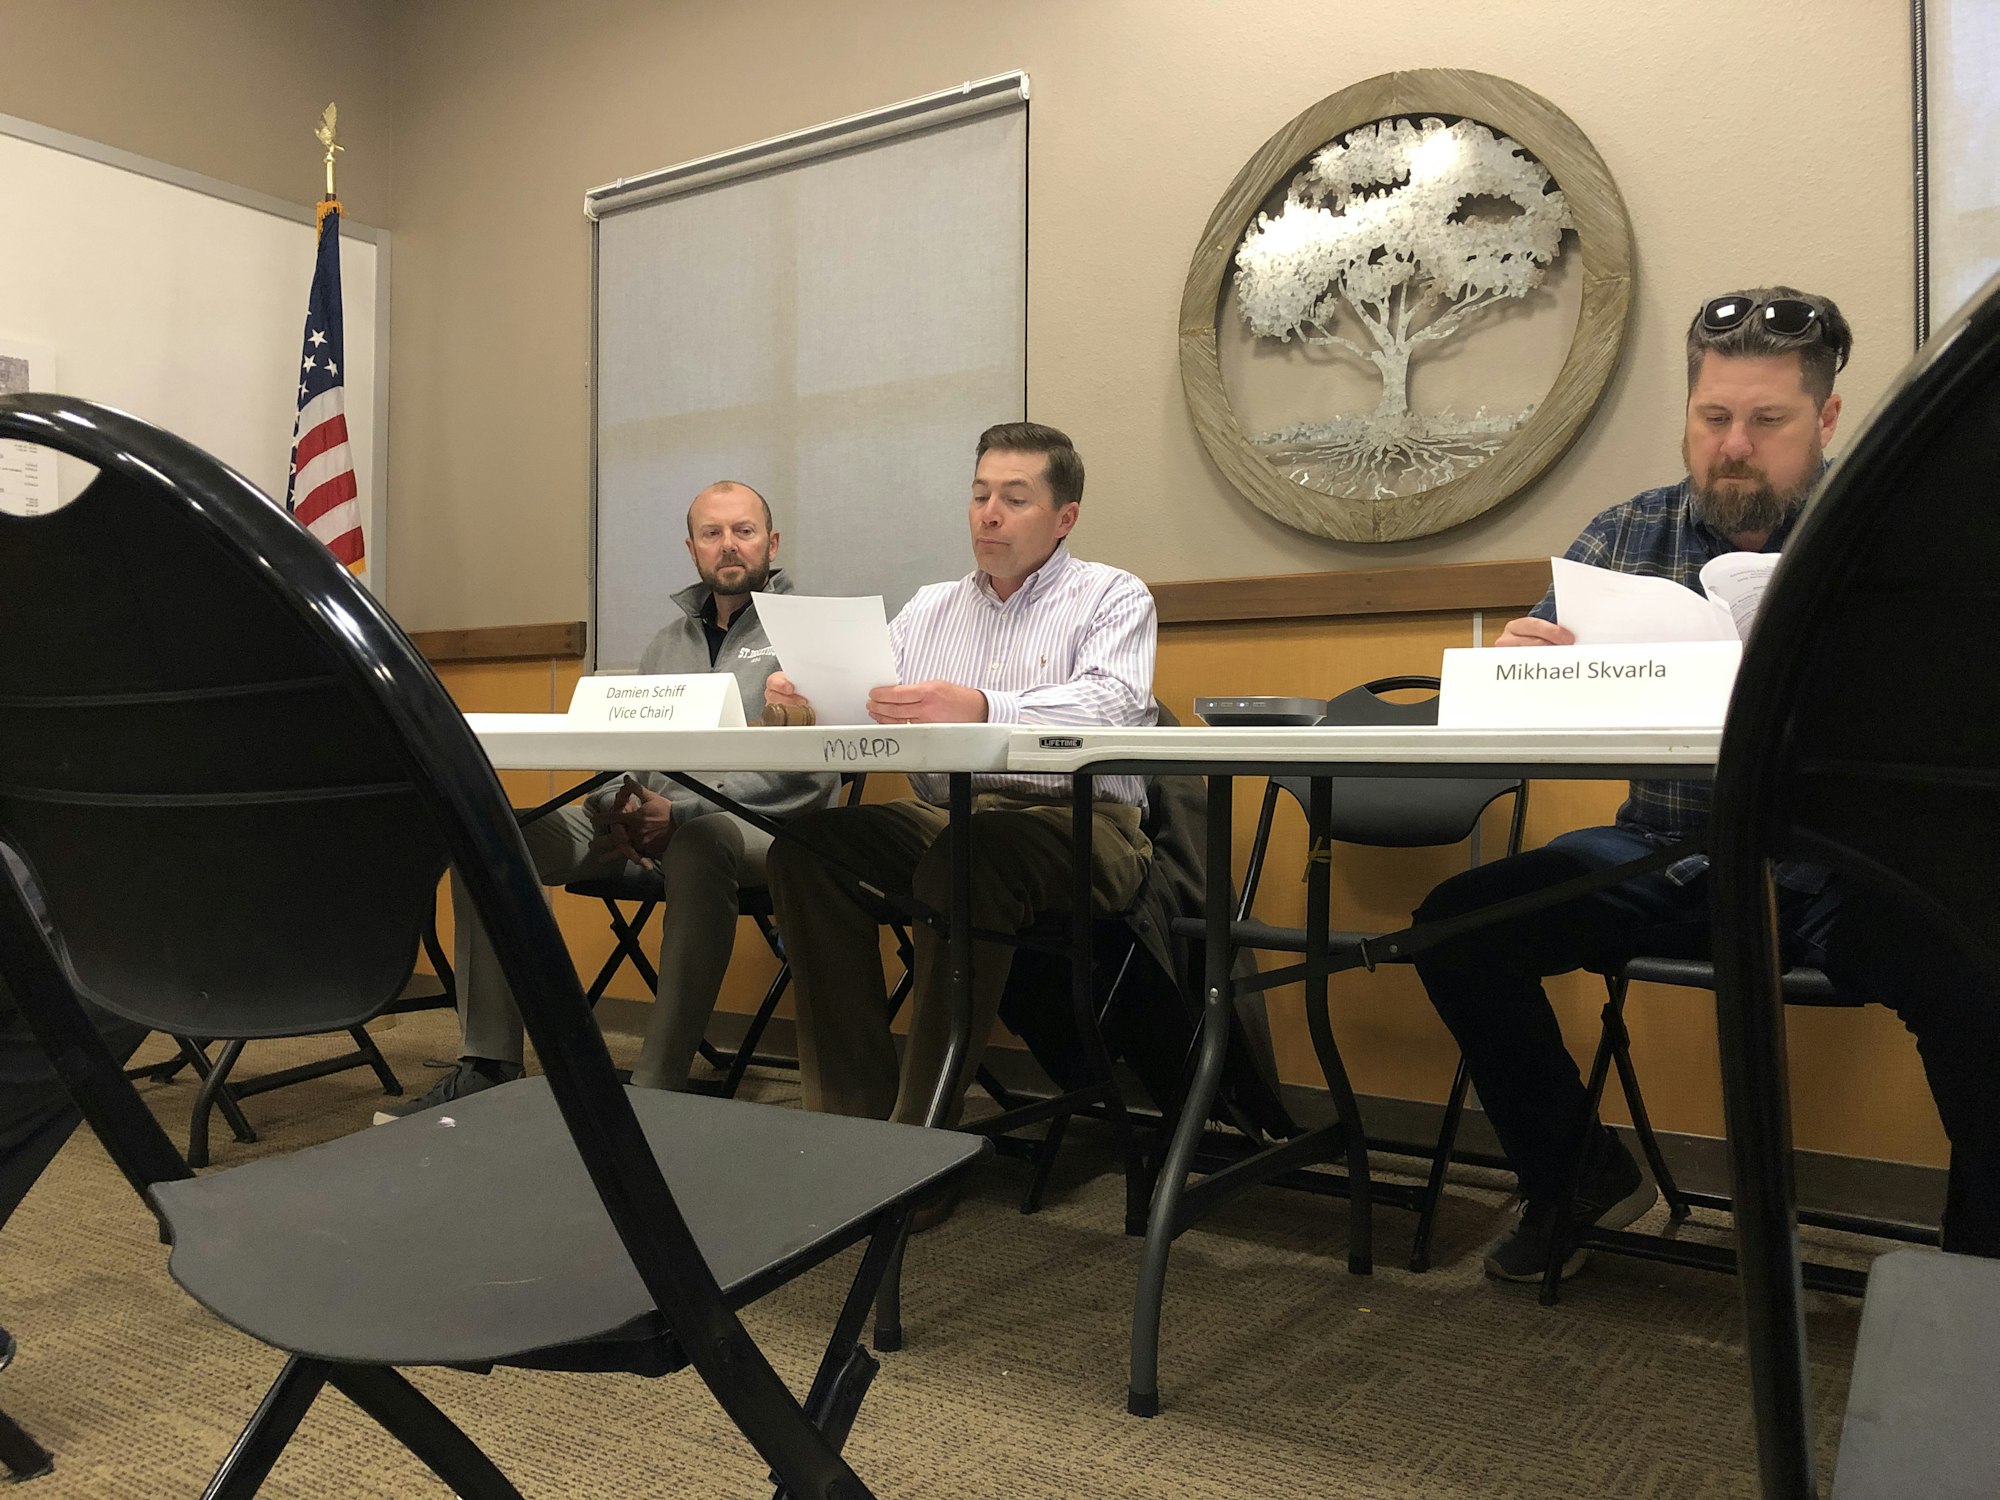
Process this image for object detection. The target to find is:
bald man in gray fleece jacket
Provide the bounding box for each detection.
[382,483,832,1116]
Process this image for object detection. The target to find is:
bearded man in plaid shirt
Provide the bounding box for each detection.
[1413,287,2000,1281]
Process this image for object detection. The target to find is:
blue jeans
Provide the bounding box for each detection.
[1412,825,2000,1255]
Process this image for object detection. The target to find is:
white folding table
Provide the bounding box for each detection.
[1006,722,1721,1415]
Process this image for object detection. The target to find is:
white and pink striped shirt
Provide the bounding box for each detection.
[892,546,1158,806]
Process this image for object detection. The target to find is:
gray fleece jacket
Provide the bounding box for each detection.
[588,570,836,825]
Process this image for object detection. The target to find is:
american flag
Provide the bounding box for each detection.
[285,200,363,569]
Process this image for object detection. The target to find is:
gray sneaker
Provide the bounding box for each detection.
[372,1058,522,1124]
[1484,1138,1659,1283]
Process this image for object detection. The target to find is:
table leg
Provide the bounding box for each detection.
[922,771,975,1129]
[1064,774,1147,1232]
[1305,775,1371,1274]
[1128,773,1234,1417]
[878,773,976,1354]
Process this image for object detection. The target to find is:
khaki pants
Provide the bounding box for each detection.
[764,794,1151,1124]
[454,807,772,1089]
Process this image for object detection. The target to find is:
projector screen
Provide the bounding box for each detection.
[590,93,1027,669]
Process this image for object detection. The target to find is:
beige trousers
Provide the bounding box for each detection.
[453,806,772,1089]
[764,794,1150,1125]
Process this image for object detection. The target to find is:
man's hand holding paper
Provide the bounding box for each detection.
[752,593,902,726]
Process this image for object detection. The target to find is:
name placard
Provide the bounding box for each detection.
[566,674,746,729]
[1437,642,1741,729]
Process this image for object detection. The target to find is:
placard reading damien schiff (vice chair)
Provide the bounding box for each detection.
[565,674,747,729]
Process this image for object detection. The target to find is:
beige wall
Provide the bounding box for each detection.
[2,1,1916,621]
[3,1,1945,1169]
[0,0,397,228]
[378,0,1913,629]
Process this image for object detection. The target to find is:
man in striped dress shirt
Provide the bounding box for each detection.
[764,422,1158,1132]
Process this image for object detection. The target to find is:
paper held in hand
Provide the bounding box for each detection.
[751,592,900,726]
[1551,552,1779,643]
[566,674,746,728]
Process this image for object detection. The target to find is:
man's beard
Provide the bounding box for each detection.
[699,552,772,596]
[1689,454,1819,538]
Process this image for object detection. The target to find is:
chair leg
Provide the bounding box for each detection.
[871,1231,908,1354]
[347,1026,403,1097]
[1302,985,1372,1275]
[324,1365,525,1500]
[584,896,659,1006]
[1408,1055,1472,1273]
[1608,1018,1690,1221]
[1539,981,1625,1306]
[720,963,793,1098]
[169,1036,259,1144]
[188,1038,257,1169]
[0,1404,53,1482]
[1019,1112,1070,1215]
[202,1355,330,1500]
[797,1212,902,1444]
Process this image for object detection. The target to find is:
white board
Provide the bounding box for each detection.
[0,114,389,592]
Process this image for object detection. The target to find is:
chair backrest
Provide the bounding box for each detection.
[0,394,868,1495]
[0,481,444,1043]
[1241,676,1528,913]
[1716,289,2000,972]
[1707,275,2000,1499]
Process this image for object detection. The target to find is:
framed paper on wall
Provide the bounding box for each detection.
[1914,0,2000,342]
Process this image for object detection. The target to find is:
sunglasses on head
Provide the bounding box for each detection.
[1700,294,1824,339]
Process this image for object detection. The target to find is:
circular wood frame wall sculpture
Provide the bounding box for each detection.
[1181,69,1634,543]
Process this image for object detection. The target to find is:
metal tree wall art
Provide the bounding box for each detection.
[1180,71,1633,544]
[1234,117,1571,498]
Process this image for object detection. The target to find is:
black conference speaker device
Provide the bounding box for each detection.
[1192,696,1328,727]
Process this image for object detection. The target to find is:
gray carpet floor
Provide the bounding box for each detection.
[0,1011,1865,1497]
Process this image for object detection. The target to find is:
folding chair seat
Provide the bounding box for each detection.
[0,393,986,1500]
[1171,675,1528,1273]
[1536,955,1939,1304]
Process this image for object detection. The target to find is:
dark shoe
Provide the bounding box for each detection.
[372,1058,522,1124]
[1484,1138,1658,1283]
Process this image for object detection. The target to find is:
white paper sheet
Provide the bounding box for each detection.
[0,336,58,517]
[1697,551,1781,638]
[752,592,900,726]
[1550,557,1739,644]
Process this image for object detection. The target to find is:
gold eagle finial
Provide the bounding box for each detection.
[315,103,343,199]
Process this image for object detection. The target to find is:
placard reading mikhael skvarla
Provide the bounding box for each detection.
[566,674,746,728]
[1437,642,1742,729]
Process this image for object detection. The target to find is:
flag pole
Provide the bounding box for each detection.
[287,103,364,574]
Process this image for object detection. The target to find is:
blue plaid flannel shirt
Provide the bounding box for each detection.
[1530,478,1818,889]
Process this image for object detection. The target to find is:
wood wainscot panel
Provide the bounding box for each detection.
[1152,559,1547,624]
[411,621,587,663]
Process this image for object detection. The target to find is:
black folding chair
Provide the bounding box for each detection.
[0,393,986,1500]
[1703,274,2000,1498]
[1170,675,1528,1273]
[1537,956,1937,1304]
[564,774,915,1097]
